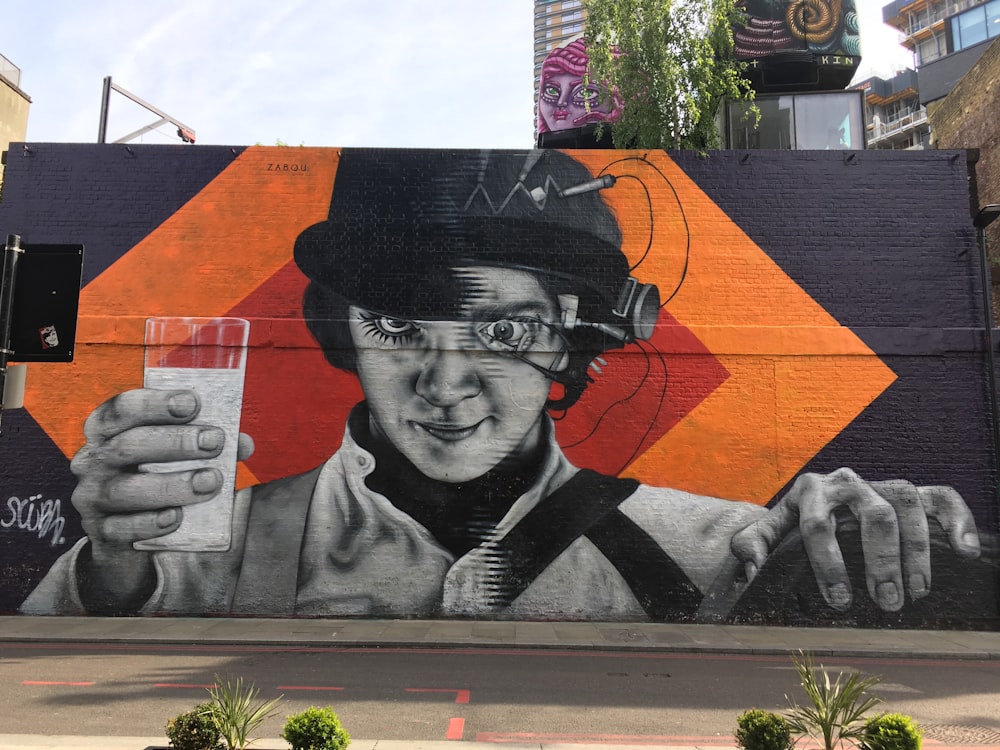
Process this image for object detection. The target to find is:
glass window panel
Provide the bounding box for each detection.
[958,7,988,48]
[728,98,795,149]
[987,0,1000,38]
[792,93,864,149]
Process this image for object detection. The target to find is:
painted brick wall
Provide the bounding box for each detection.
[0,145,996,627]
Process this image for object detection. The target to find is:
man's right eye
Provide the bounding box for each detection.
[374,317,415,336]
[358,312,419,343]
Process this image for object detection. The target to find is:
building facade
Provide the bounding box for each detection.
[884,0,1000,104]
[0,53,30,187]
[533,0,587,119]
[859,0,1000,150]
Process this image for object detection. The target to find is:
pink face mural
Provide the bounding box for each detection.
[537,38,620,134]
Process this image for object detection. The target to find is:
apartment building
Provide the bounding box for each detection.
[858,0,999,150]
[533,0,587,110]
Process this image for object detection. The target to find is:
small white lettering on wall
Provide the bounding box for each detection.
[2,494,67,546]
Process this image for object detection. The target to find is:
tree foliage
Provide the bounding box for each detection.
[582,0,756,150]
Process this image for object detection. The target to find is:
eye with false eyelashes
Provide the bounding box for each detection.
[357,312,420,344]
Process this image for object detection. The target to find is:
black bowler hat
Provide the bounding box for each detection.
[293,149,630,323]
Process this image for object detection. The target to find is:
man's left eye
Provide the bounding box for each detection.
[480,319,529,349]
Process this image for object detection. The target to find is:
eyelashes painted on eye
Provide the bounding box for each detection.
[357,311,420,345]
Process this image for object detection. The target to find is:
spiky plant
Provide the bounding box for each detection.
[205,674,284,750]
[785,651,883,750]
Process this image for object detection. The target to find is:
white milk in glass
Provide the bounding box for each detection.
[136,318,249,552]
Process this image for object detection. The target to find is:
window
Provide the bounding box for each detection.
[951,2,1000,51]
[916,34,944,64]
[563,22,582,33]
[956,6,988,47]
[988,0,1000,37]
[728,92,864,150]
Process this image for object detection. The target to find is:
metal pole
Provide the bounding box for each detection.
[98,76,112,144]
[977,226,1000,501]
[0,234,24,432]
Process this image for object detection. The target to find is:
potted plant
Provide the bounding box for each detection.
[860,712,923,750]
[785,651,884,750]
[735,708,794,750]
[282,706,351,750]
[165,702,223,750]
[205,674,284,750]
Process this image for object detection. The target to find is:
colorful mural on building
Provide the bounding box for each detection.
[735,0,860,57]
[734,0,861,90]
[0,146,997,626]
[537,38,619,136]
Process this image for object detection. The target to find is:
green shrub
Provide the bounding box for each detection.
[165,702,223,750]
[861,712,923,750]
[735,708,794,750]
[282,706,351,750]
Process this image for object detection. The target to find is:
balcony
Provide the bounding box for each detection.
[0,53,20,88]
[868,105,929,145]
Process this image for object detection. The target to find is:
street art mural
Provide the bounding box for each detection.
[0,146,998,626]
[537,37,619,136]
[735,0,860,58]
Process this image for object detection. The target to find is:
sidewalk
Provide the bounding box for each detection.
[2,615,1000,658]
[2,616,1000,750]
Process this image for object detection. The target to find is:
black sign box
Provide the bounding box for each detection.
[9,244,84,363]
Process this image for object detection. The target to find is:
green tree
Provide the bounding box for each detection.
[582,0,756,150]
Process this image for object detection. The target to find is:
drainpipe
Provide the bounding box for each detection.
[974,205,1000,502]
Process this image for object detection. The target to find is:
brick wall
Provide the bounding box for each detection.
[0,145,996,627]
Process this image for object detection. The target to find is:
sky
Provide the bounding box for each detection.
[3,1,914,150]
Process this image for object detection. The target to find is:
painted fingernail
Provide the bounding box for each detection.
[828,583,851,608]
[197,429,222,451]
[192,469,218,494]
[877,581,901,607]
[167,392,198,417]
[156,508,179,528]
[909,573,928,598]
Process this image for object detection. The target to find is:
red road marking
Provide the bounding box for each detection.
[154,683,217,689]
[476,733,733,745]
[276,685,344,691]
[22,680,95,686]
[406,687,470,703]
[446,717,465,740]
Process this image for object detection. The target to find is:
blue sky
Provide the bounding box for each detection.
[3,1,912,149]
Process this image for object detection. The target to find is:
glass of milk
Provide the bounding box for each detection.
[136,317,250,552]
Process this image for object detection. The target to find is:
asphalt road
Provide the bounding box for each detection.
[2,643,999,745]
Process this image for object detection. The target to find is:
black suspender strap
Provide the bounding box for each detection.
[489,469,639,607]
[490,469,702,620]
[585,509,703,620]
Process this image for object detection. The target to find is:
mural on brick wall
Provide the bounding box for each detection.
[537,37,619,136]
[1,146,998,626]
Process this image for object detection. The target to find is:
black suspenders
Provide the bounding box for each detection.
[235,466,703,620]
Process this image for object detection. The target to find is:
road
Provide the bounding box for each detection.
[1,643,999,745]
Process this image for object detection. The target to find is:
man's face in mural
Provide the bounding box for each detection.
[538,72,612,132]
[349,266,568,483]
